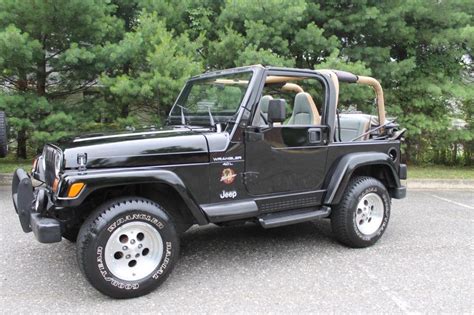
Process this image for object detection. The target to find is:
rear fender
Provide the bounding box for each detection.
[324,152,401,205]
[56,169,208,225]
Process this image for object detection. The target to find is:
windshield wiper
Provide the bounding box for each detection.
[207,106,215,126]
[175,104,188,125]
[206,106,222,132]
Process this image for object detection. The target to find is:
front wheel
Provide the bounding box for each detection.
[331,176,391,248]
[77,197,179,298]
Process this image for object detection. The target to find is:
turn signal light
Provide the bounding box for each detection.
[52,178,60,193]
[32,157,38,172]
[67,182,85,198]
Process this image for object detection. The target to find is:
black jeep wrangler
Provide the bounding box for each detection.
[12,65,406,298]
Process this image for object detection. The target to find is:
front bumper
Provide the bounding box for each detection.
[12,169,62,243]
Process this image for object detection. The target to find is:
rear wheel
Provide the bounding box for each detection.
[331,176,390,248]
[77,197,179,298]
[0,111,8,158]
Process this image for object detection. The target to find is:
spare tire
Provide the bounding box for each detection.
[0,111,8,158]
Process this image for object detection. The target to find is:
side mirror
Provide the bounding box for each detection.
[267,99,286,124]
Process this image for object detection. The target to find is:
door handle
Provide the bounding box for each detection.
[308,128,321,144]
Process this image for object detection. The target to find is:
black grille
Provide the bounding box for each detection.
[43,145,61,187]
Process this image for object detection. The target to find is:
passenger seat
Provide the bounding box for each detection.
[286,92,320,125]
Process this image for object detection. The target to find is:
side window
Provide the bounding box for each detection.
[254,76,325,126]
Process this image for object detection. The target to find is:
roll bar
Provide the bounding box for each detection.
[356,76,386,126]
[318,69,386,126]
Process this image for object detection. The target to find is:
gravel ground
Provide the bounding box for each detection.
[0,187,473,314]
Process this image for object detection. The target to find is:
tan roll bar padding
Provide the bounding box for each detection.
[265,76,306,84]
[356,76,386,126]
[302,92,321,125]
[214,76,306,85]
[281,83,304,93]
[214,79,249,85]
[317,70,385,126]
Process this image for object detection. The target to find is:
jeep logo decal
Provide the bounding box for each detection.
[220,190,237,199]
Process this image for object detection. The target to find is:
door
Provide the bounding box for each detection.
[244,125,328,195]
[244,72,329,195]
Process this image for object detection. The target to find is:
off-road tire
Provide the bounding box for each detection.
[0,111,8,158]
[77,197,179,299]
[331,176,390,248]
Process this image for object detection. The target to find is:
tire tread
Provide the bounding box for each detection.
[331,176,389,248]
[76,197,178,298]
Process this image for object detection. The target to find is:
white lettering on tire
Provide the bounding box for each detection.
[96,246,140,290]
[152,242,172,280]
[107,213,164,233]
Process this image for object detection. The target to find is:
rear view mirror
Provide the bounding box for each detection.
[267,99,286,124]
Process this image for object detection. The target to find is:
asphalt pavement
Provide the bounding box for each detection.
[0,187,473,313]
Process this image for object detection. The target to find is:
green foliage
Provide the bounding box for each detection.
[0,0,472,166]
[207,27,245,68]
[0,25,42,75]
[0,154,31,173]
[408,165,474,180]
[0,0,122,157]
[236,45,294,67]
[100,11,203,121]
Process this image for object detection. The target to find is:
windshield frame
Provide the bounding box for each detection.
[167,66,262,133]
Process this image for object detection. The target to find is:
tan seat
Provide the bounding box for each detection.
[286,92,320,125]
[337,114,372,141]
[258,95,273,121]
[256,95,274,125]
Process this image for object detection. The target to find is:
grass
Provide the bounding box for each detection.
[0,156,32,174]
[408,165,474,180]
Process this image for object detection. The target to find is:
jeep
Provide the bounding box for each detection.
[12,65,407,298]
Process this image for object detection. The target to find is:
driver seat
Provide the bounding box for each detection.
[287,92,320,125]
[258,95,273,124]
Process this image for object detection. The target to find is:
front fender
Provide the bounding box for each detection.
[55,168,208,225]
[323,152,402,205]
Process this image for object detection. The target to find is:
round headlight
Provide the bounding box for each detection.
[41,147,47,171]
[40,156,46,173]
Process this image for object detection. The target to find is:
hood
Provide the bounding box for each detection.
[58,126,215,169]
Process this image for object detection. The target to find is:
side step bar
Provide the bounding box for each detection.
[258,206,331,229]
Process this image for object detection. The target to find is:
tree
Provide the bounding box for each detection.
[0,0,472,164]
[0,0,121,158]
[100,12,203,125]
[310,0,473,163]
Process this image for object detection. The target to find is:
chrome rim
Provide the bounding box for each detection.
[104,221,163,281]
[355,193,384,235]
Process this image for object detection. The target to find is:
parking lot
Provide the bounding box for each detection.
[0,186,473,313]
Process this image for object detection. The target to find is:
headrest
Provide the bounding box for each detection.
[259,95,273,113]
[294,92,313,114]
